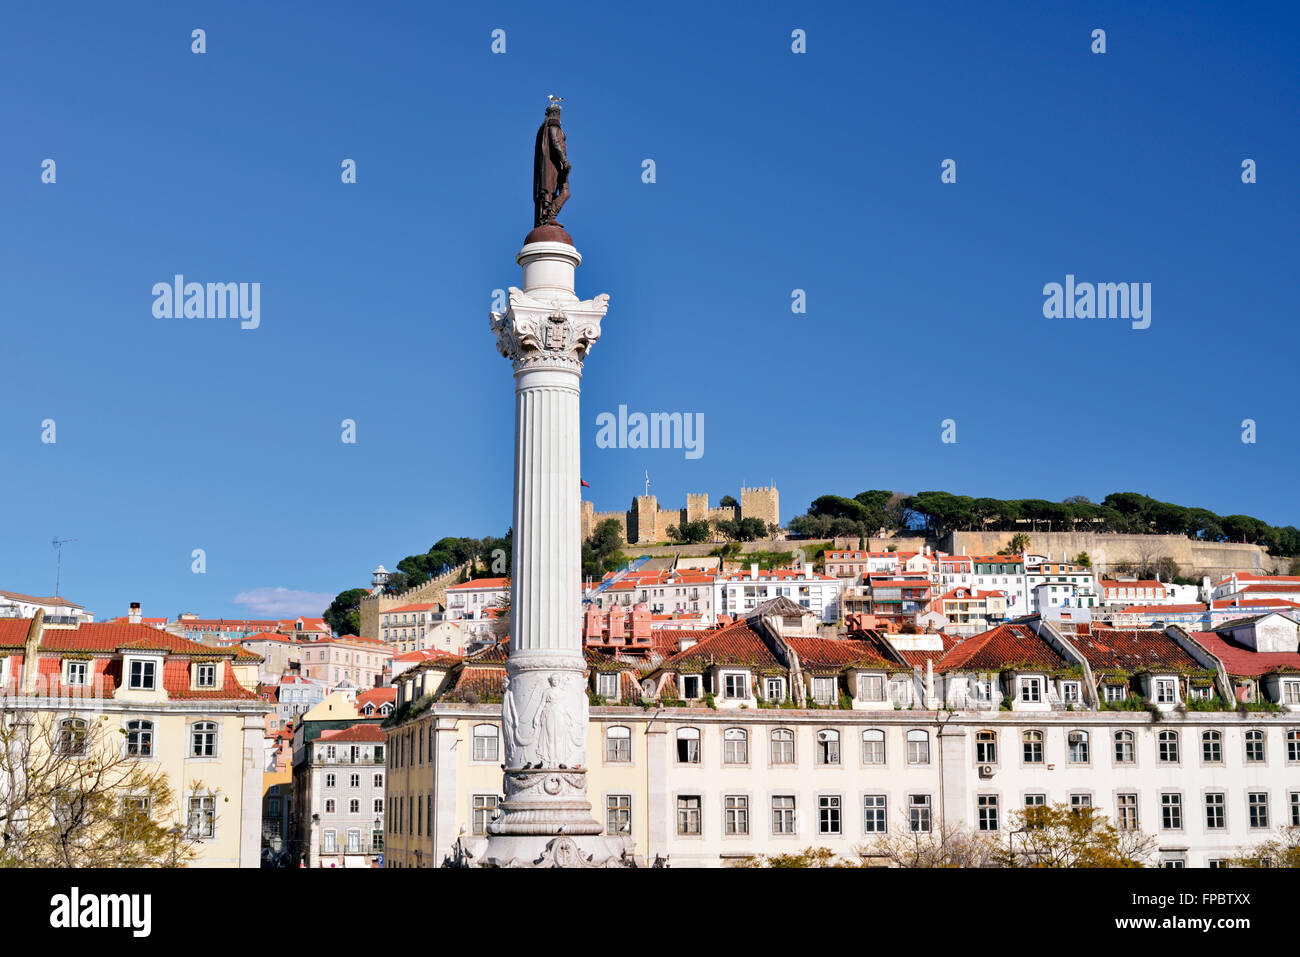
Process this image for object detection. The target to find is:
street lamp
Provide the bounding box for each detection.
[1006,825,1030,866]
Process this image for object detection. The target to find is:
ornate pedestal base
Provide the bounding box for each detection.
[465,765,634,867]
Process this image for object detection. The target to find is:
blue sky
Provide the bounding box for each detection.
[1,1,1297,621]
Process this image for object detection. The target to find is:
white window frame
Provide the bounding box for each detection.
[1019,676,1042,703]
[64,659,89,687]
[596,671,619,700]
[125,655,160,692]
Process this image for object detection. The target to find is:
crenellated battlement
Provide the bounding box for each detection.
[582,483,780,545]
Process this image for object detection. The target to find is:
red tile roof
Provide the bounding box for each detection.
[783,635,895,670]
[659,621,781,671]
[1069,628,1199,672]
[936,623,1068,673]
[446,577,510,591]
[384,602,440,614]
[356,687,397,708]
[319,724,387,743]
[1192,631,1300,677]
[0,589,83,607]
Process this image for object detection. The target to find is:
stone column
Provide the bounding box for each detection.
[478,227,628,867]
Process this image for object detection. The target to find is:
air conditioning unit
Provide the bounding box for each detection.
[978,765,995,778]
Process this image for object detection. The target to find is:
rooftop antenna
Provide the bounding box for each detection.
[52,536,78,596]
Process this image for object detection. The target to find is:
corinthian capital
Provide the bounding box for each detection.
[490,287,608,371]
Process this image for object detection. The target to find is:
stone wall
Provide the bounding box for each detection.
[582,485,781,546]
[358,562,469,640]
[941,531,1270,576]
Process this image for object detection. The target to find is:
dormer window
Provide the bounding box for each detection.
[1154,678,1177,704]
[128,658,157,691]
[721,671,749,700]
[195,663,217,689]
[65,660,89,686]
[1019,677,1042,703]
[680,675,701,700]
[1060,681,1080,703]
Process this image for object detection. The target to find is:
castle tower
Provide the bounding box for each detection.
[740,485,780,530]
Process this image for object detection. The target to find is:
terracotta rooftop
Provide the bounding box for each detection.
[936,623,1068,673]
[1069,627,1199,672]
[1192,631,1300,678]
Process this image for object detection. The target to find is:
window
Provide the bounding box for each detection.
[1157,730,1179,764]
[472,724,499,762]
[676,728,701,764]
[1283,680,1300,705]
[908,795,932,833]
[861,729,885,765]
[1248,792,1269,829]
[322,830,336,853]
[1202,730,1222,763]
[1245,729,1265,763]
[977,794,999,832]
[1113,730,1135,764]
[1020,677,1042,703]
[676,796,701,835]
[816,729,841,766]
[58,718,88,757]
[770,729,795,765]
[858,674,885,702]
[122,795,151,827]
[811,676,837,706]
[1067,730,1089,764]
[1024,793,1046,808]
[606,794,631,835]
[1060,681,1080,703]
[127,659,157,691]
[1104,684,1126,702]
[1288,730,1300,763]
[1022,730,1044,764]
[374,773,383,788]
[1162,857,1186,869]
[349,773,360,788]
[1290,791,1300,828]
[65,660,88,686]
[605,726,632,763]
[818,795,841,835]
[125,720,154,758]
[863,795,887,833]
[596,671,619,700]
[725,795,750,835]
[324,799,336,813]
[1116,793,1138,830]
[190,721,217,758]
[346,828,362,853]
[349,799,360,814]
[680,675,701,699]
[373,798,383,813]
[187,794,215,839]
[325,773,336,788]
[1205,793,1225,829]
[1154,678,1176,704]
[722,728,748,765]
[471,794,499,836]
[764,677,785,702]
[195,662,217,688]
[1161,793,1182,830]
[722,672,749,700]
[906,730,930,765]
[772,796,796,835]
[975,730,997,764]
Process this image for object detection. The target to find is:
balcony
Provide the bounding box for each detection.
[313,754,385,766]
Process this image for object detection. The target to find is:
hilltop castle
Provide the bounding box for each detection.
[581,486,780,545]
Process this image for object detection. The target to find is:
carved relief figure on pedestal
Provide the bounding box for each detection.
[501,674,536,768]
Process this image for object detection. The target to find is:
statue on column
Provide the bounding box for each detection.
[533,96,571,228]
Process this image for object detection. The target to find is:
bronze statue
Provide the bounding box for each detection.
[533,98,571,228]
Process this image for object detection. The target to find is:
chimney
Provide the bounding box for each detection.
[20,610,45,694]
[129,601,142,625]
[750,563,759,579]
[803,562,813,578]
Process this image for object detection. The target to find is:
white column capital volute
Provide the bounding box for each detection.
[490,286,609,372]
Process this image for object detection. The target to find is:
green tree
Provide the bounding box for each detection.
[582,519,627,580]
[1001,804,1156,868]
[1227,826,1300,868]
[323,587,369,637]
[718,495,739,509]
